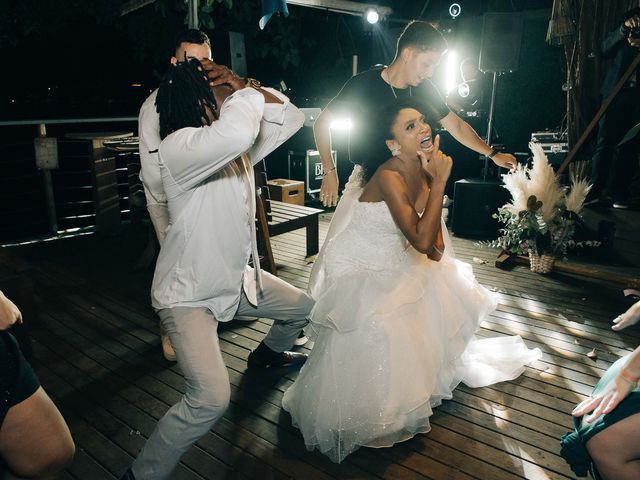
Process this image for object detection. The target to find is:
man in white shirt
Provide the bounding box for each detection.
[138,29,214,361]
[123,59,312,480]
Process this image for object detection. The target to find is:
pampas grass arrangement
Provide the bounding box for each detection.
[487,142,599,262]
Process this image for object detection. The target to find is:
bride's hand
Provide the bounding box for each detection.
[417,133,439,171]
[418,135,452,185]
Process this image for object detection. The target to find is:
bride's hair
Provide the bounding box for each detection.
[358,99,436,183]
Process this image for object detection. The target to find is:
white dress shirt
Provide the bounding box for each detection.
[138,89,171,245]
[151,87,304,321]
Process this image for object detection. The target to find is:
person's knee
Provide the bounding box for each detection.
[291,290,314,319]
[11,438,75,479]
[587,433,624,478]
[188,382,231,418]
[47,439,75,474]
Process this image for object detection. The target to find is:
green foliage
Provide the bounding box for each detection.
[184,0,302,70]
[481,195,600,258]
[0,0,242,64]
[485,204,550,255]
[0,0,115,49]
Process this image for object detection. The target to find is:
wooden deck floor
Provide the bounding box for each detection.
[3,214,640,480]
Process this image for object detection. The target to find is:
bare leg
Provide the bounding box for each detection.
[586,412,640,480]
[0,388,74,480]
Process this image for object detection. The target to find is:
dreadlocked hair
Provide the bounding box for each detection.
[156,58,217,140]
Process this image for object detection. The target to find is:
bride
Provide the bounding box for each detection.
[281,101,541,463]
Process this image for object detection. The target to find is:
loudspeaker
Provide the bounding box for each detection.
[451,179,510,237]
[479,13,523,73]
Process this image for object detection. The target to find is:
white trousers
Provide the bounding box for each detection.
[131,270,312,480]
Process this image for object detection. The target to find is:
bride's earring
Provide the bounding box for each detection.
[390,144,401,157]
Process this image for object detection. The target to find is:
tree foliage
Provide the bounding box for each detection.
[0,0,302,71]
[0,0,114,49]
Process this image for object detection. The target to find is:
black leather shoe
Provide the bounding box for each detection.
[247,348,307,369]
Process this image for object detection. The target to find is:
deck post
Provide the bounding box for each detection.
[35,123,59,235]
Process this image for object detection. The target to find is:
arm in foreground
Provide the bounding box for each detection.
[572,344,640,422]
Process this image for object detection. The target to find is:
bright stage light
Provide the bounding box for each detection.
[365,8,379,24]
[330,118,353,131]
[445,50,458,94]
[449,3,462,18]
[458,82,470,98]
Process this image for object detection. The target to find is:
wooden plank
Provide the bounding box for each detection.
[33,285,377,479]
[3,214,638,479]
[502,253,640,289]
[32,309,315,479]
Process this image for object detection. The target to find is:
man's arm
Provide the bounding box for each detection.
[200,60,302,164]
[314,107,339,207]
[248,87,305,165]
[159,88,265,192]
[138,90,165,205]
[440,111,517,170]
[138,90,171,242]
[602,12,640,57]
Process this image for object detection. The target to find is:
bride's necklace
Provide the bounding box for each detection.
[384,68,412,99]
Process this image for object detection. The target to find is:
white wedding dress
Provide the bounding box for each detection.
[282,166,542,463]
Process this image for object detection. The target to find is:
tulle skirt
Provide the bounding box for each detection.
[282,250,541,463]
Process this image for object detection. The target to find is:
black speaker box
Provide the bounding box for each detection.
[479,13,523,73]
[451,179,510,237]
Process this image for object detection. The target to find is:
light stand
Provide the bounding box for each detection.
[483,71,499,181]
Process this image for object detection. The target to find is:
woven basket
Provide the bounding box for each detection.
[529,250,556,274]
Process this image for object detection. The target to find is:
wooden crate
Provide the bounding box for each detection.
[267,178,304,206]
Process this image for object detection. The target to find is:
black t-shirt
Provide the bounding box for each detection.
[327,67,450,164]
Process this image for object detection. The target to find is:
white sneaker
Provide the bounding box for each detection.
[294,333,309,346]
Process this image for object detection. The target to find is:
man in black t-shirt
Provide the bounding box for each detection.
[328,67,450,169]
[314,20,517,207]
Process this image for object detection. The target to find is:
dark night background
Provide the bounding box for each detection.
[0,0,568,242]
[0,0,565,152]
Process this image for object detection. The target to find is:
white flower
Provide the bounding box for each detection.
[528,142,564,221]
[494,141,597,258]
[501,163,530,214]
[565,173,591,215]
